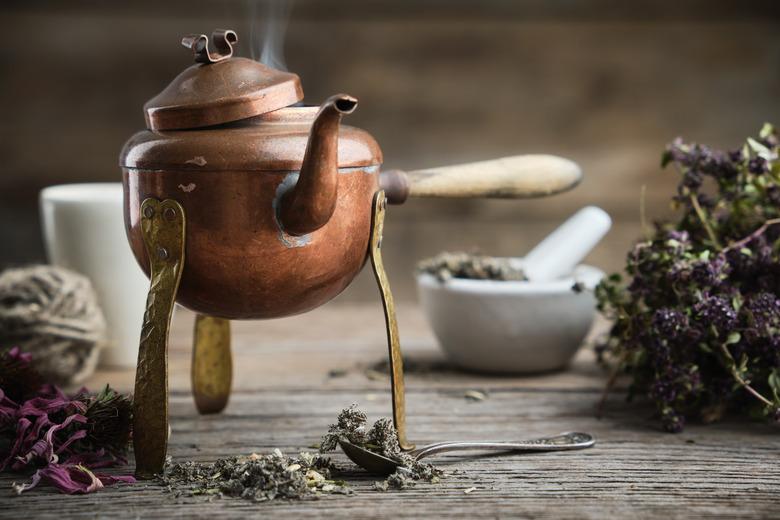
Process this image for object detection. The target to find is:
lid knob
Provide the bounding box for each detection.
[182,29,237,64]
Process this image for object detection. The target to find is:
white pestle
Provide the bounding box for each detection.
[518,206,612,282]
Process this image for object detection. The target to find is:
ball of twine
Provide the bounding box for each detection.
[0,265,107,386]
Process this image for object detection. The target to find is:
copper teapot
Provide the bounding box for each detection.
[120,29,582,477]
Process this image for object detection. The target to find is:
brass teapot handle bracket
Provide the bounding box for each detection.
[182,29,237,64]
[369,191,414,451]
[133,198,186,478]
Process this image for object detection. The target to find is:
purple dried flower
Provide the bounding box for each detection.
[666,230,690,244]
[728,149,744,163]
[746,292,780,324]
[0,349,135,495]
[597,125,780,432]
[690,257,728,288]
[13,462,135,495]
[0,388,17,428]
[661,409,685,433]
[683,171,703,190]
[694,295,737,332]
[652,308,688,342]
[748,157,769,174]
[649,374,675,401]
[760,134,778,148]
[0,347,43,403]
[13,413,87,470]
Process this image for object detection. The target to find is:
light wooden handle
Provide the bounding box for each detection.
[405,154,582,199]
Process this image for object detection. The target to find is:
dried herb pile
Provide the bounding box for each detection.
[0,347,134,494]
[159,450,350,502]
[417,252,526,282]
[596,123,780,432]
[160,406,443,503]
[320,405,443,490]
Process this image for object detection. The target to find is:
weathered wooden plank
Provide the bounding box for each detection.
[81,306,612,394]
[1,389,778,519]
[3,306,778,519]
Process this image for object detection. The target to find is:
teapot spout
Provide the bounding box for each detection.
[278,94,358,236]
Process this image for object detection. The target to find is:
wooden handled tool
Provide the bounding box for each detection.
[380,154,582,204]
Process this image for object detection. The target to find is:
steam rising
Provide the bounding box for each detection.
[249,0,292,71]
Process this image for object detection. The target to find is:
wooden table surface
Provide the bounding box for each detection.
[2,304,778,519]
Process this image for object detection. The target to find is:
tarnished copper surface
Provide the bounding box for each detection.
[121,109,382,172]
[133,198,185,479]
[278,94,358,236]
[123,165,378,320]
[192,314,232,414]
[368,191,413,451]
[144,30,303,131]
[123,46,381,320]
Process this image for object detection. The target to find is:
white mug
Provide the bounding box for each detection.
[40,183,149,368]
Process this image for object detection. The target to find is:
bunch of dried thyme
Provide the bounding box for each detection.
[417,251,526,282]
[320,405,443,490]
[158,450,351,502]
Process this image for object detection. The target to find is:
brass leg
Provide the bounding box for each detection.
[133,198,185,479]
[192,314,232,414]
[369,190,414,451]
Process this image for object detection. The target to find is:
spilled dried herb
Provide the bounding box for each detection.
[597,123,780,432]
[417,252,526,282]
[158,406,446,503]
[320,405,443,490]
[159,450,351,502]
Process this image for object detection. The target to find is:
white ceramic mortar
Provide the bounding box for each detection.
[416,206,610,373]
[417,264,604,373]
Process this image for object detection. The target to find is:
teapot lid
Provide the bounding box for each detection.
[144,29,303,131]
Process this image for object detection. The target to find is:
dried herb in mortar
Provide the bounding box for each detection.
[320,405,443,490]
[417,252,526,282]
[596,123,780,432]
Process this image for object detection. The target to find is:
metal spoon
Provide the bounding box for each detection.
[339,431,595,475]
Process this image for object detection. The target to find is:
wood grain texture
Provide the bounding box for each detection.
[1,305,778,519]
[407,155,582,199]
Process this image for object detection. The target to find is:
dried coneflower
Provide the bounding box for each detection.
[80,385,133,458]
[0,347,43,403]
[0,348,135,494]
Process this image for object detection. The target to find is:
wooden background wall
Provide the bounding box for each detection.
[1,0,778,301]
